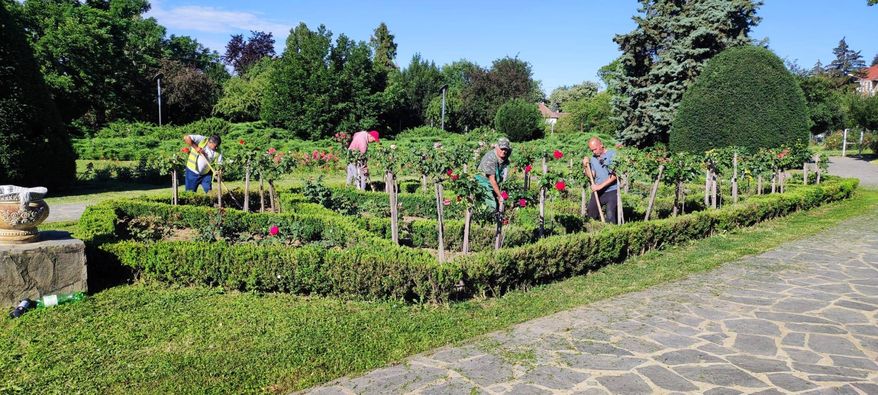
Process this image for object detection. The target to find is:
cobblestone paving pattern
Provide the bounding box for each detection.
[304,213,878,394]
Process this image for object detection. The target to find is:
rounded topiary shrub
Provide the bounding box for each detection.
[0,3,75,189]
[670,45,810,152]
[494,99,544,142]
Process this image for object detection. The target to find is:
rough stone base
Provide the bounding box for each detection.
[0,231,87,308]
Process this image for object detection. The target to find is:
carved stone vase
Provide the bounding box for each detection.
[0,186,50,244]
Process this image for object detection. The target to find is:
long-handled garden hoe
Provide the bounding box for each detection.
[584,160,606,223]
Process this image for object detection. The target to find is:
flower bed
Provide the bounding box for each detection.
[79,178,858,302]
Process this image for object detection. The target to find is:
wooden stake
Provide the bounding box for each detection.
[435,182,446,262]
[644,164,664,221]
[171,169,178,205]
[243,161,250,212]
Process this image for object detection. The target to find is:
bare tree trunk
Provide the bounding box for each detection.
[803,162,808,185]
[463,206,472,253]
[171,170,178,205]
[779,171,786,193]
[268,180,277,213]
[673,180,681,217]
[539,187,546,238]
[816,160,822,184]
[732,152,738,204]
[259,173,265,213]
[681,185,687,215]
[243,162,250,212]
[757,175,763,196]
[542,157,548,174]
[421,174,428,192]
[710,170,718,209]
[771,172,777,194]
[435,182,446,262]
[388,172,399,244]
[644,164,664,221]
[617,186,624,224]
[623,173,630,193]
[524,170,531,190]
[704,169,711,206]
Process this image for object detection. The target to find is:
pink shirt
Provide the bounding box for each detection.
[348,131,370,153]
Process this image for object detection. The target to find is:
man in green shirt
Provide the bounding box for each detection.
[475,137,511,214]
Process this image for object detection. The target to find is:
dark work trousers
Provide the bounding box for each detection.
[587,188,618,224]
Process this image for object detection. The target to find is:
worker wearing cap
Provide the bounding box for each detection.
[346,130,379,190]
[476,137,512,214]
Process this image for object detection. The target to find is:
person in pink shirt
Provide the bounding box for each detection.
[346,130,379,189]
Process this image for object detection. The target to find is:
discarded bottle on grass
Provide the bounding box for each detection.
[35,292,86,308]
[9,299,34,319]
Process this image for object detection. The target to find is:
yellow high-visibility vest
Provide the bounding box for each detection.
[186,139,218,175]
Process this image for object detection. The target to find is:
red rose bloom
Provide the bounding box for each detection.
[269,225,279,236]
[555,180,566,191]
[500,191,509,200]
[181,147,190,153]
[525,164,532,173]
[518,198,527,207]
[553,150,563,159]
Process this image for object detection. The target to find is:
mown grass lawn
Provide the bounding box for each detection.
[3,189,877,394]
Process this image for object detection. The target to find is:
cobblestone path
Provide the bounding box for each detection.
[306,213,878,394]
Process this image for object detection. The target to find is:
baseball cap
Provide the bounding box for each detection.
[497,137,511,150]
[369,130,380,143]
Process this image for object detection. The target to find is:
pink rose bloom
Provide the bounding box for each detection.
[500,191,509,200]
[269,225,279,236]
[518,198,527,207]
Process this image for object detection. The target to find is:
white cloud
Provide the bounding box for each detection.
[148,1,290,36]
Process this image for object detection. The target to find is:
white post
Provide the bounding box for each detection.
[842,128,848,157]
[859,129,864,157]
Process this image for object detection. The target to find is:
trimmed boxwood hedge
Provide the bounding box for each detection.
[80,178,857,302]
[670,45,810,153]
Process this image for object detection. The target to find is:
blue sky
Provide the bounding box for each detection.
[147,0,877,93]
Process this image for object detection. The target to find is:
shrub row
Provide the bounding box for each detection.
[453,179,858,297]
[82,179,857,302]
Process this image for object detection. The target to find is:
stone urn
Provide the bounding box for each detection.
[0,186,50,244]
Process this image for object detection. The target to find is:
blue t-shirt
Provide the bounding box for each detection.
[589,149,617,192]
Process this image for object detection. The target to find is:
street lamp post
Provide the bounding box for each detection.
[153,73,164,126]
[439,84,448,130]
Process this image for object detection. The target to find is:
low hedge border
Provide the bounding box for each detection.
[452,179,858,298]
[82,179,857,302]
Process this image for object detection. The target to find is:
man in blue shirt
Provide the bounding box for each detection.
[582,137,618,224]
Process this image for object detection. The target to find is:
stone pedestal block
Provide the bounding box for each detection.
[0,231,87,308]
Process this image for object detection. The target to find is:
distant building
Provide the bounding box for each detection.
[538,102,565,127]
[855,65,878,97]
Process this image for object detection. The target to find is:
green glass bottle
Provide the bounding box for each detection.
[35,292,86,308]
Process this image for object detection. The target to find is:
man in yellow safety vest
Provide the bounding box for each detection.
[182,134,223,192]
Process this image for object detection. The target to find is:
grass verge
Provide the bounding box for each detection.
[3,189,877,394]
